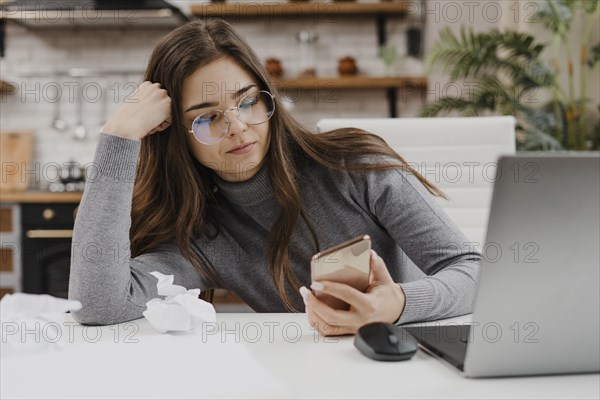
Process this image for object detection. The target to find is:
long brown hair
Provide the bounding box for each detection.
[130,18,446,311]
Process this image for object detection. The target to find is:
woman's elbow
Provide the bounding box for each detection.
[68,295,143,326]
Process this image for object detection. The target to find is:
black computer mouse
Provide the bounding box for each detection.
[354,322,418,361]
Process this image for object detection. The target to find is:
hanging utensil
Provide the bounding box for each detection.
[51,76,68,132]
[97,79,108,135]
[73,77,87,141]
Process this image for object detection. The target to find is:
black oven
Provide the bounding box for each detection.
[22,203,79,299]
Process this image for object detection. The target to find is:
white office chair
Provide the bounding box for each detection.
[316,116,517,249]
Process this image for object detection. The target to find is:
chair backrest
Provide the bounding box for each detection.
[316,116,517,248]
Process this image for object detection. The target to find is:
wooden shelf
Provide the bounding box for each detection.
[272,76,427,90]
[191,1,425,117]
[191,2,412,17]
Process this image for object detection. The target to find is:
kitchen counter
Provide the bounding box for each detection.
[0,191,83,203]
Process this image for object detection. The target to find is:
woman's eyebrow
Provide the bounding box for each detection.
[184,83,257,114]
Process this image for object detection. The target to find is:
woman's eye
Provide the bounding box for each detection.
[240,97,258,108]
[198,111,220,123]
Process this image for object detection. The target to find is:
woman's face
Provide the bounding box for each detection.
[180,57,271,182]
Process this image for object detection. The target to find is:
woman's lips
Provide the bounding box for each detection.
[227,142,256,155]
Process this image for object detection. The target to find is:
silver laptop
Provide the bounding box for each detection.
[406,154,600,378]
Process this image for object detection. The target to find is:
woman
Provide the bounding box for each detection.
[69,19,481,336]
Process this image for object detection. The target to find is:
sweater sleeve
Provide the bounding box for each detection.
[354,165,482,325]
[68,133,211,325]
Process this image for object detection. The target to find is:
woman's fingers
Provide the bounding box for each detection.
[306,306,345,336]
[311,281,371,311]
[301,249,407,334]
[161,114,172,130]
[157,120,171,132]
[102,80,172,140]
[302,286,338,335]
[369,250,395,286]
[304,289,354,327]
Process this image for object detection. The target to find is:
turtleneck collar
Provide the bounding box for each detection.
[212,162,273,205]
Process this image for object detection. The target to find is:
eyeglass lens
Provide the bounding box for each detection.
[191,90,275,145]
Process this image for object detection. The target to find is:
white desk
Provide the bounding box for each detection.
[1,313,598,399]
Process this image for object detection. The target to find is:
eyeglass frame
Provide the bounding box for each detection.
[186,89,276,145]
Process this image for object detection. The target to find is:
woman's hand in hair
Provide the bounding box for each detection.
[102,81,172,141]
[300,250,406,337]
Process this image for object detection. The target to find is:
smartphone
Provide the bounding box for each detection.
[310,235,371,310]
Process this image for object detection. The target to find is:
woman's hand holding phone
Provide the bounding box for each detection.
[102,81,172,141]
[300,250,406,337]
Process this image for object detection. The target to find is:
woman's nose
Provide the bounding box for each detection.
[225,111,248,136]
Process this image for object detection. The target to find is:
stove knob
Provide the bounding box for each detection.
[43,208,55,221]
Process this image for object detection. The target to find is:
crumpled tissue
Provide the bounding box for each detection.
[0,293,82,356]
[143,271,216,333]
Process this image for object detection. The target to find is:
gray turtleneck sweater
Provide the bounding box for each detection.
[69,133,481,325]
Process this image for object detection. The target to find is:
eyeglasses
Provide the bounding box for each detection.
[188,89,275,145]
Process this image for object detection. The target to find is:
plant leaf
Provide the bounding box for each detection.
[588,42,600,67]
[580,0,599,14]
[537,0,574,34]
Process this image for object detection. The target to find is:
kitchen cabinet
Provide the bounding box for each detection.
[21,203,78,298]
[0,203,21,298]
[0,194,83,299]
[0,192,251,310]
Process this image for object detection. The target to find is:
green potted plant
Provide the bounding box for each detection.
[421,0,599,151]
